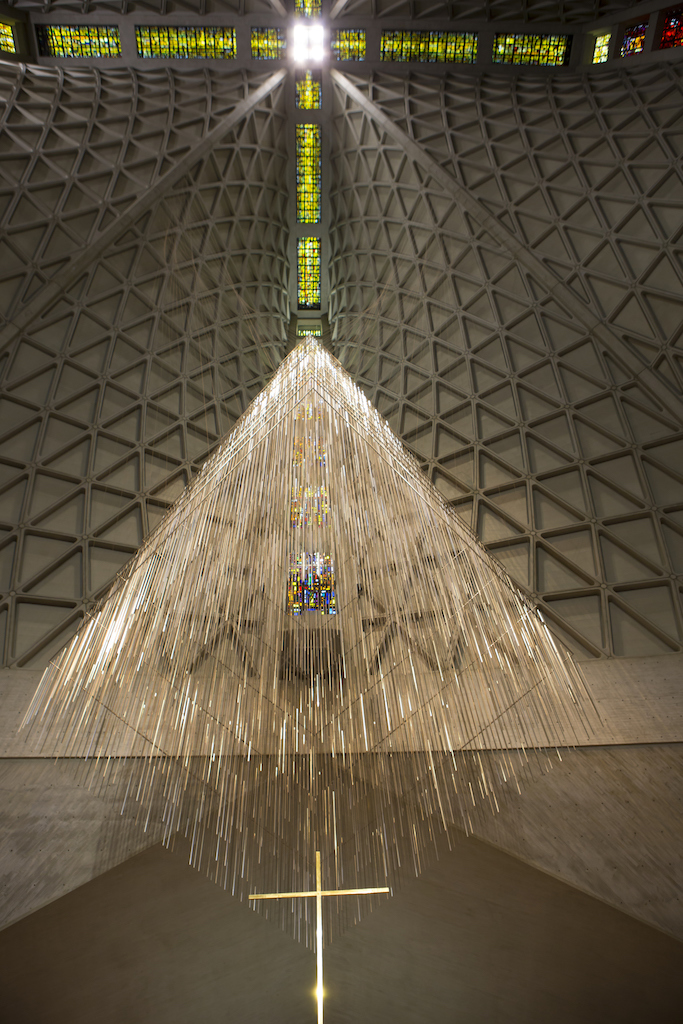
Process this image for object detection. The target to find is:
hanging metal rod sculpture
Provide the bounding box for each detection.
[23,338,595,944]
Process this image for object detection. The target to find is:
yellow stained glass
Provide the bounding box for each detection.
[36,25,122,58]
[297,237,321,309]
[251,27,285,59]
[592,33,611,63]
[380,30,477,63]
[296,70,322,110]
[135,26,237,59]
[296,124,321,224]
[492,33,570,66]
[331,29,365,61]
[620,22,648,56]
[295,0,322,16]
[0,23,16,54]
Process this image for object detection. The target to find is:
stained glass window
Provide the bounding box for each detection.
[291,486,330,528]
[297,323,322,336]
[296,125,321,224]
[492,33,571,66]
[297,238,321,310]
[295,0,322,16]
[296,70,322,109]
[0,23,16,53]
[135,26,237,59]
[660,8,683,49]
[380,30,477,63]
[620,22,648,56]
[251,27,285,59]
[592,32,611,62]
[331,29,366,61]
[288,553,336,614]
[36,25,122,58]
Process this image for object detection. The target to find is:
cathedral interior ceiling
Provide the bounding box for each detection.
[0,57,682,667]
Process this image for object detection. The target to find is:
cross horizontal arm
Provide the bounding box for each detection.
[249,887,390,901]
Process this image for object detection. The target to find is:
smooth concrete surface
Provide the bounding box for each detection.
[0,758,164,930]
[475,742,683,941]
[0,835,682,1024]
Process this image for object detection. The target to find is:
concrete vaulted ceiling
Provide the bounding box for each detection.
[0,10,682,1020]
[0,58,682,663]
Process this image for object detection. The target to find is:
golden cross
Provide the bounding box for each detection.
[249,851,390,1024]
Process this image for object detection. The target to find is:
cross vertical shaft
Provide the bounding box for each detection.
[249,851,390,1023]
[316,851,323,1024]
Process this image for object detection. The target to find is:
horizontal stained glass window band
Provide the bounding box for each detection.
[135,25,236,59]
[592,32,611,63]
[381,30,477,63]
[331,29,366,61]
[620,22,649,56]
[660,7,683,48]
[251,27,285,59]
[297,238,321,310]
[492,33,571,66]
[36,25,121,58]
[0,23,16,53]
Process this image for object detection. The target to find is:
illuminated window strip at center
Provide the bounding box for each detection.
[251,27,285,59]
[660,7,683,48]
[296,125,322,225]
[36,25,121,58]
[492,33,571,66]
[592,33,611,63]
[297,238,321,310]
[0,23,16,53]
[381,31,477,63]
[331,30,366,61]
[296,70,322,109]
[295,0,322,16]
[135,26,237,59]
[620,22,649,56]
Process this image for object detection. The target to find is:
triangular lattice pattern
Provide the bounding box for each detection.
[0,65,289,667]
[0,62,271,344]
[329,69,683,659]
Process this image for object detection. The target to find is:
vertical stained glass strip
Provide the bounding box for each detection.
[297,237,321,310]
[0,23,16,53]
[331,29,366,61]
[620,22,648,56]
[135,26,237,59]
[251,27,286,59]
[492,33,571,66]
[288,553,336,614]
[592,32,611,62]
[660,8,683,48]
[296,124,321,224]
[295,0,322,16]
[36,25,122,58]
[296,70,322,109]
[380,30,477,63]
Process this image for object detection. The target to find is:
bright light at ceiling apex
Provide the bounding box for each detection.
[292,23,324,63]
